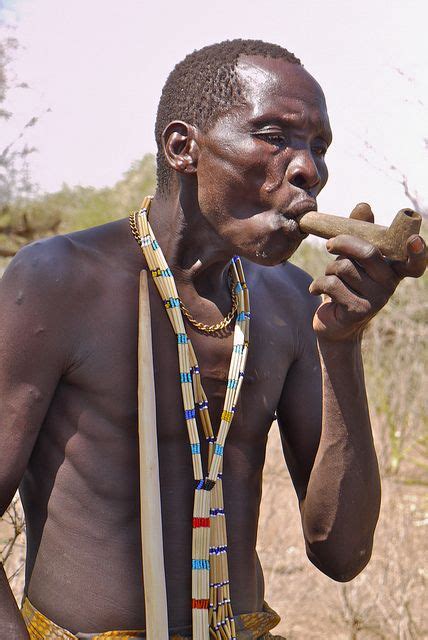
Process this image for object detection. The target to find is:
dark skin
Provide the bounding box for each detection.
[0,56,426,637]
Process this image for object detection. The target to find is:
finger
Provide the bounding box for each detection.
[325,257,381,297]
[309,274,370,316]
[325,234,399,292]
[349,202,375,223]
[392,234,427,279]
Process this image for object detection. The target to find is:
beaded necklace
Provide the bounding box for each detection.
[130,196,250,640]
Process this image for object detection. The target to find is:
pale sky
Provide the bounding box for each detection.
[1,0,427,225]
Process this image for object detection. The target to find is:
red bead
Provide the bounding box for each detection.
[192,517,210,528]
[192,599,209,609]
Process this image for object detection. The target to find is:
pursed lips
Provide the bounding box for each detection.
[279,198,318,219]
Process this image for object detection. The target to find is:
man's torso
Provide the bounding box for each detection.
[18,218,315,634]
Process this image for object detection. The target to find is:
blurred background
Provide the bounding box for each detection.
[0,0,427,637]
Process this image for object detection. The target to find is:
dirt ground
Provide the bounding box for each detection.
[258,424,427,639]
[1,420,426,639]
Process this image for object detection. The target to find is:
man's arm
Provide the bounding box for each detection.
[0,238,76,637]
[278,327,381,582]
[277,208,426,582]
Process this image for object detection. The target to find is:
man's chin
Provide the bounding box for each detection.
[244,237,304,266]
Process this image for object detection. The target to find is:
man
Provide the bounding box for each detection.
[0,39,426,639]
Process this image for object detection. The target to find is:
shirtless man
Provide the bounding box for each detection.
[0,39,426,639]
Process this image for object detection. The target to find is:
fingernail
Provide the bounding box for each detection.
[410,236,425,253]
[326,240,332,251]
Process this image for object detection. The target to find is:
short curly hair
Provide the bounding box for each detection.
[155,39,301,194]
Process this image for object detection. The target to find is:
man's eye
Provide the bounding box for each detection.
[256,133,286,147]
[312,143,328,157]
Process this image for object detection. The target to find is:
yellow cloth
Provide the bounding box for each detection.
[22,597,285,639]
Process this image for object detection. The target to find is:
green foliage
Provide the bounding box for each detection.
[0,155,156,258]
[47,154,156,233]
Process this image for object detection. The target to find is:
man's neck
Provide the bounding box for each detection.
[147,190,235,301]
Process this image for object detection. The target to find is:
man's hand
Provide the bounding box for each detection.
[308,203,427,342]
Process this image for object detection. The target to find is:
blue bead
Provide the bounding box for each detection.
[192,559,210,570]
[215,444,224,456]
[209,545,227,555]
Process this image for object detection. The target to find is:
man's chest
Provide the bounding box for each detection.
[64,277,297,446]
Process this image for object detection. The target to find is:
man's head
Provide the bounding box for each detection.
[155,39,332,264]
[155,39,301,195]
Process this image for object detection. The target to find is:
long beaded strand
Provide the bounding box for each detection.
[131,196,250,640]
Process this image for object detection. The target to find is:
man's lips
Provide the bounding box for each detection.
[274,200,317,239]
[279,199,318,219]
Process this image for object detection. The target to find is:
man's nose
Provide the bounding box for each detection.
[285,150,321,193]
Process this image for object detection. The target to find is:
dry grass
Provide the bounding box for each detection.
[0,495,25,604]
[258,423,427,639]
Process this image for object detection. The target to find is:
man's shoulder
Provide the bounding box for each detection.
[59,216,131,262]
[246,259,317,308]
[279,260,314,292]
[7,218,129,276]
[3,233,76,290]
[272,261,319,317]
[2,217,132,305]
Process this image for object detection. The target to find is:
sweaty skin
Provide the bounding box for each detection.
[0,56,426,637]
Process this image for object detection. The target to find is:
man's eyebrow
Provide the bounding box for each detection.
[249,113,302,127]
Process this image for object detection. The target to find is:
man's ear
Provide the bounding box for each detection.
[162,120,199,175]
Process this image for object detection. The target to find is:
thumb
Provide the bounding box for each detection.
[349,202,374,223]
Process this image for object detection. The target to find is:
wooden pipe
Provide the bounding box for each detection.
[296,208,422,261]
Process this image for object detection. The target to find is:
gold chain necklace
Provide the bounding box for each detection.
[129,207,238,334]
